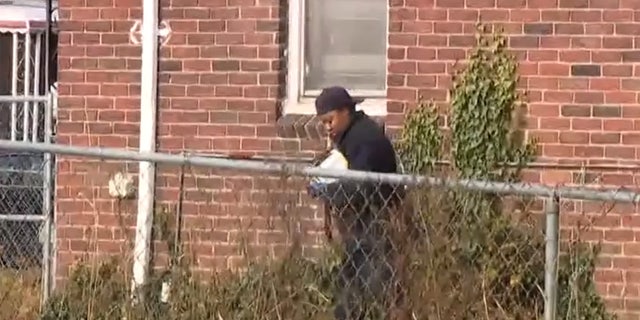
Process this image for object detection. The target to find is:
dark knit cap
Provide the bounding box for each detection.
[314,86,364,115]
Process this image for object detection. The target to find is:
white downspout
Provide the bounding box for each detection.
[132,0,158,300]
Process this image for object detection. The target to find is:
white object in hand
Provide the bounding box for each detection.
[311,149,348,185]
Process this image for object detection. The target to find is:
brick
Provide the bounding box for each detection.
[604,37,633,49]
[603,65,632,76]
[585,24,614,35]
[555,23,584,34]
[418,35,447,47]
[622,79,640,91]
[388,47,406,60]
[435,0,464,7]
[256,20,280,32]
[561,104,590,117]
[524,23,553,35]
[592,51,623,63]
[559,132,588,143]
[559,0,588,7]
[590,0,621,8]
[575,92,604,104]
[448,9,478,21]
[276,114,316,139]
[622,51,640,62]
[212,60,240,71]
[591,133,621,144]
[540,63,570,76]
[616,23,640,35]
[510,36,540,48]
[540,37,570,48]
[389,61,417,74]
[561,51,590,62]
[417,8,447,20]
[390,7,417,21]
[590,78,620,90]
[434,22,463,33]
[571,64,602,76]
[607,91,635,104]
[571,37,602,49]
[593,105,622,118]
[497,0,526,6]
[198,21,225,32]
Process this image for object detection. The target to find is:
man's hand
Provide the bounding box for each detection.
[307,181,329,200]
[307,180,353,211]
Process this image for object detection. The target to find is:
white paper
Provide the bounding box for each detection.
[311,149,348,185]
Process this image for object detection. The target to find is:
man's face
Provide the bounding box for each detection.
[318,107,351,140]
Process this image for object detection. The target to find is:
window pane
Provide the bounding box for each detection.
[304,0,387,94]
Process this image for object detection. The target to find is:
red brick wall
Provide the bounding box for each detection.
[56,0,640,317]
[387,0,640,317]
[55,0,324,275]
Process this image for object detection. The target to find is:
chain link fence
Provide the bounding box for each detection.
[0,140,638,319]
[0,95,54,320]
[0,152,46,266]
[307,174,548,319]
[0,152,47,318]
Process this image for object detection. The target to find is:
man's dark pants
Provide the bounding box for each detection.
[332,205,397,320]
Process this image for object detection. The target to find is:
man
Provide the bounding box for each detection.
[308,86,403,320]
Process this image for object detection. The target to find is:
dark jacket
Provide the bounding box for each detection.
[325,111,403,214]
[336,111,397,173]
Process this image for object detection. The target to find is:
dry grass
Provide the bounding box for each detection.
[0,267,42,320]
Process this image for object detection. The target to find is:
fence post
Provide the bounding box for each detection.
[544,194,560,320]
[40,92,55,306]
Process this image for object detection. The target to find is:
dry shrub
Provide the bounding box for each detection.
[40,171,341,320]
[39,248,341,320]
[391,186,545,319]
[36,182,612,320]
[389,23,614,320]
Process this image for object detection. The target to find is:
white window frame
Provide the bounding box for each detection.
[284,0,388,116]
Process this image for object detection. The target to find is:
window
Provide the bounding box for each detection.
[285,0,388,115]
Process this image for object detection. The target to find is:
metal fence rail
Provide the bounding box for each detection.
[0,139,636,319]
[0,139,637,202]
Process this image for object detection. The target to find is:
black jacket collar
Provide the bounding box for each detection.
[334,111,365,146]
